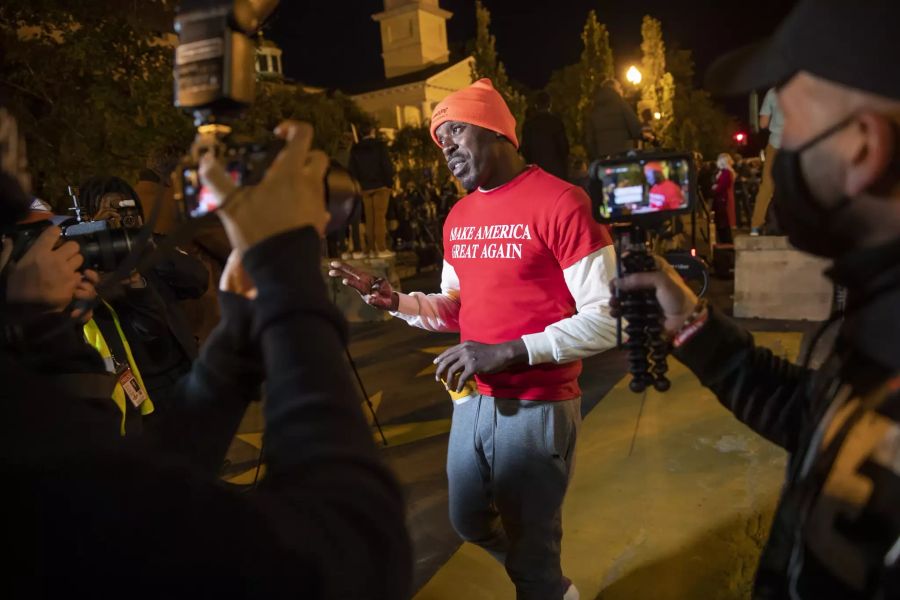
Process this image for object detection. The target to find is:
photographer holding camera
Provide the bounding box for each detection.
[615,1,900,597]
[78,176,210,417]
[0,119,411,598]
[0,108,129,438]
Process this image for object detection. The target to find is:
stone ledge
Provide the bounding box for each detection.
[734,234,796,251]
[734,236,833,321]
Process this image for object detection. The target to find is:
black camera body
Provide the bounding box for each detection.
[6,218,136,274]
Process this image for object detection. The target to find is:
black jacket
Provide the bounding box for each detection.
[349,137,395,191]
[583,87,642,160]
[675,238,900,599]
[106,238,209,413]
[521,111,570,181]
[0,228,412,598]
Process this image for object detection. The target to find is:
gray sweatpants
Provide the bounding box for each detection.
[447,394,581,600]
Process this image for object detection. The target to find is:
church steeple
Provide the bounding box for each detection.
[373,0,453,79]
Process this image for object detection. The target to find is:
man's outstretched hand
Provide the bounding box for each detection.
[328,261,397,311]
[434,340,527,393]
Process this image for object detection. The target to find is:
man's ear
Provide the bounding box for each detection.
[845,112,896,197]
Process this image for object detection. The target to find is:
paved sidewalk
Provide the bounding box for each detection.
[415,331,799,599]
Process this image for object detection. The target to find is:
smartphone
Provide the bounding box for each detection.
[587,152,696,224]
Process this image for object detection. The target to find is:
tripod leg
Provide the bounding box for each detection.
[345,348,388,446]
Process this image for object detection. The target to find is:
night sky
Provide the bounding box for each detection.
[267,0,798,118]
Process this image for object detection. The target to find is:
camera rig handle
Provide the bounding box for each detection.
[613,224,671,394]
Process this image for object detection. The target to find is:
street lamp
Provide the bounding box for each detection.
[626,65,642,86]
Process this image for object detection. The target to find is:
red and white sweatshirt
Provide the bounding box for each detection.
[392,166,617,401]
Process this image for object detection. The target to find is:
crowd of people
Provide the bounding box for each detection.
[2,1,900,598]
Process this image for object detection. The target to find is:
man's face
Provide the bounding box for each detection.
[777,74,857,210]
[435,121,500,191]
[645,168,661,186]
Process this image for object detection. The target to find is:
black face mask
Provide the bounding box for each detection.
[772,115,858,258]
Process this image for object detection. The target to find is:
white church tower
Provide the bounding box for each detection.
[373,0,453,79]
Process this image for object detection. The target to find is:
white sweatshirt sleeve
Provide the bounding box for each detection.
[520,245,618,364]
[390,260,461,333]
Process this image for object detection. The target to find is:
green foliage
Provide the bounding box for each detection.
[470,1,527,134]
[0,0,193,207]
[545,64,583,147]
[665,46,736,158]
[233,84,373,157]
[390,124,451,191]
[578,11,615,119]
[546,10,616,153]
[639,16,675,144]
[0,0,371,209]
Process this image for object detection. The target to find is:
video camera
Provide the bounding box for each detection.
[172,0,359,233]
[587,151,698,394]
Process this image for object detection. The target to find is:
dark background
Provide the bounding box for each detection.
[267,0,799,120]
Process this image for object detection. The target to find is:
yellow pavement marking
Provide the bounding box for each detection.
[236,432,263,450]
[417,363,438,377]
[421,345,455,356]
[225,464,266,485]
[415,332,801,599]
[377,418,451,447]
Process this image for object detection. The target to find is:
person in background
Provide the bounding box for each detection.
[751,87,785,235]
[711,153,737,244]
[521,91,569,180]
[640,108,658,149]
[334,130,365,260]
[583,79,642,161]
[135,152,231,346]
[349,125,395,258]
[79,176,209,418]
[645,162,685,210]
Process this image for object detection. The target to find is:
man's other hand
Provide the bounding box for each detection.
[328,261,397,311]
[434,340,527,393]
[3,226,83,311]
[200,121,330,252]
[610,256,700,337]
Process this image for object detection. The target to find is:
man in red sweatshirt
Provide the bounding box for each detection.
[330,79,617,600]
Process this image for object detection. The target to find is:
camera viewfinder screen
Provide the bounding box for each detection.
[182,166,242,218]
[593,157,691,221]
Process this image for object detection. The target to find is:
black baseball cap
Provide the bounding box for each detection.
[705,0,900,100]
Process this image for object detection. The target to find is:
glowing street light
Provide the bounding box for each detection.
[626,65,642,86]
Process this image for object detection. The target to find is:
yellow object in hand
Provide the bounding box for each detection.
[441,376,478,401]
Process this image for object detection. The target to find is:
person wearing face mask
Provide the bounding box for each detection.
[612,1,900,597]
